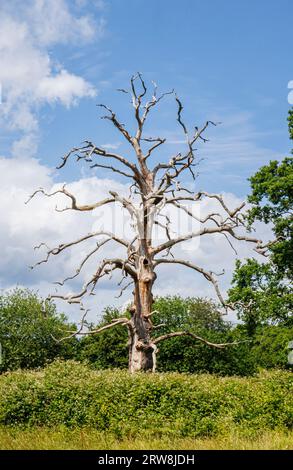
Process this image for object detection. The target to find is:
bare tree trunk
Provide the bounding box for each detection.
[128,255,157,372]
[128,321,156,373]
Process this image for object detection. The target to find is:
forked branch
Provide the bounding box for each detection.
[54,315,131,343]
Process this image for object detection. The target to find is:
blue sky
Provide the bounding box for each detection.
[2,0,292,192]
[35,0,293,195]
[0,0,292,319]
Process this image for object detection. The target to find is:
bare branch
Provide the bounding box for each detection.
[26,185,116,212]
[152,323,166,330]
[141,87,174,125]
[83,317,131,335]
[50,257,137,305]
[90,162,133,178]
[153,331,250,348]
[153,222,262,256]
[117,88,129,94]
[153,224,231,255]
[154,258,226,307]
[109,190,139,220]
[31,231,130,269]
[54,316,131,343]
[82,140,139,176]
[52,309,89,342]
[154,220,172,241]
[167,199,222,225]
[56,144,89,170]
[54,238,111,286]
[144,137,166,160]
[175,95,188,136]
[98,104,133,145]
[115,279,134,298]
[144,310,160,318]
[197,192,246,218]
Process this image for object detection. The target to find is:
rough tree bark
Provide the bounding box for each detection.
[27,74,271,372]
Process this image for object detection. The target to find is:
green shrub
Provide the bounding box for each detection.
[0,361,292,438]
[0,289,79,372]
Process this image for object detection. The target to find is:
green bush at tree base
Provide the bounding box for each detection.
[0,361,292,439]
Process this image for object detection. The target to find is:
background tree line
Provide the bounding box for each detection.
[0,289,291,375]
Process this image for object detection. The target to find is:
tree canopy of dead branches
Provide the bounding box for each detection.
[27,74,268,372]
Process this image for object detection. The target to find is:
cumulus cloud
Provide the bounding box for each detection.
[24,0,97,46]
[0,155,269,321]
[36,69,96,107]
[0,156,127,317]
[0,0,101,152]
[1,0,100,47]
[11,134,39,159]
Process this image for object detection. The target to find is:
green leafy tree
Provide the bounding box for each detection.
[229,259,292,332]
[229,110,293,331]
[246,156,292,276]
[249,324,293,369]
[0,288,78,371]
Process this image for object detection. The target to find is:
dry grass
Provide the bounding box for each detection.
[0,427,292,450]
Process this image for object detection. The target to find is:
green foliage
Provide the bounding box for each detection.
[151,296,229,332]
[78,307,129,369]
[246,157,293,276]
[2,291,289,376]
[0,288,78,372]
[247,157,293,224]
[249,324,293,369]
[151,297,255,376]
[79,296,292,374]
[229,259,292,331]
[229,110,293,327]
[0,361,292,438]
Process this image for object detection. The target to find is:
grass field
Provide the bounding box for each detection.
[0,427,292,450]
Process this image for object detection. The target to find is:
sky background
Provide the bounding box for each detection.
[0,0,292,323]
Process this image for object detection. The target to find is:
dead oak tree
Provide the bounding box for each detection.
[27,74,269,372]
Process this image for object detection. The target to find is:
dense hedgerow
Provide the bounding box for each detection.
[0,361,292,438]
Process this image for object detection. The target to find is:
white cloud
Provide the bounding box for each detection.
[0,156,270,321]
[29,1,96,46]
[1,0,99,47]
[11,134,39,159]
[101,143,121,150]
[0,0,101,155]
[37,69,96,107]
[0,156,125,316]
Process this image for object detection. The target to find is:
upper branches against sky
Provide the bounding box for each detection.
[26,74,271,372]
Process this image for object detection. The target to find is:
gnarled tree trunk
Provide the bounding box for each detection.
[128,254,157,372]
